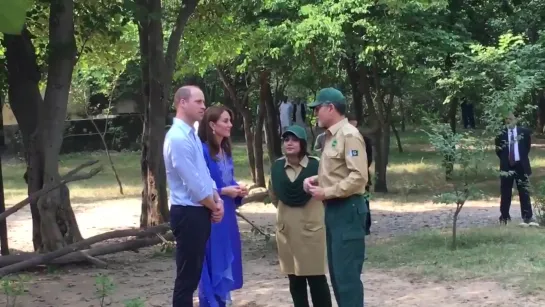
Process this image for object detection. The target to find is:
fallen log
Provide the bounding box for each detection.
[0,223,170,277]
[241,191,268,205]
[0,232,175,268]
[0,160,102,223]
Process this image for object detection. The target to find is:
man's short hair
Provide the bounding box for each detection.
[173,85,200,106]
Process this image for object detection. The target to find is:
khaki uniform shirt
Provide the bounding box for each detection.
[318,118,368,199]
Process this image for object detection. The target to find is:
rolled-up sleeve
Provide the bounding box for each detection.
[168,136,213,202]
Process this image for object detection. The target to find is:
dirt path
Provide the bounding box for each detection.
[1,197,540,306]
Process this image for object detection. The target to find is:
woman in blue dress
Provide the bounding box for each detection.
[197,105,248,307]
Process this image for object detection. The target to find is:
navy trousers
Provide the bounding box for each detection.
[171,205,211,307]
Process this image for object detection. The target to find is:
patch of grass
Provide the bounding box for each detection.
[367,226,545,294]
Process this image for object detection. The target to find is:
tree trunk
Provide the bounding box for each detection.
[391,122,403,153]
[260,70,282,160]
[3,29,44,251]
[445,97,458,180]
[344,56,364,122]
[137,11,152,228]
[254,99,266,187]
[162,0,198,103]
[140,0,169,227]
[536,91,545,133]
[217,69,257,182]
[400,100,406,132]
[357,63,389,192]
[0,95,8,255]
[38,0,83,252]
[241,109,257,183]
[374,125,390,193]
[137,0,197,227]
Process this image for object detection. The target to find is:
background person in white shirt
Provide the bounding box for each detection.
[494,112,538,227]
[279,100,293,133]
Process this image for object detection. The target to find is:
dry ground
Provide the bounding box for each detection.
[1,197,543,307]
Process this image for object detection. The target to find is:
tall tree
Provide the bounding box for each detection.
[136,0,198,227]
[37,0,84,252]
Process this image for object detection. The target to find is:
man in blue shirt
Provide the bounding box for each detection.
[164,85,224,307]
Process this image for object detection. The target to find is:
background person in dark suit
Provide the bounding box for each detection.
[494,112,538,227]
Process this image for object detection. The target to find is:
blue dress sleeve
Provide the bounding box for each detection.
[229,156,243,207]
[202,142,222,195]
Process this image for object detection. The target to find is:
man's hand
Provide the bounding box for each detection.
[211,199,224,223]
[303,175,318,193]
[308,186,326,201]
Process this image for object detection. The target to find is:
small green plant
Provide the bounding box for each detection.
[94,274,115,307]
[425,122,487,249]
[124,298,146,307]
[1,274,30,307]
[531,180,545,226]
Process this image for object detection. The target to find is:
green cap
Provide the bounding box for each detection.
[308,87,346,108]
[281,125,307,141]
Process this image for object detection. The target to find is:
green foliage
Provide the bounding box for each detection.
[94,274,115,307]
[0,0,33,34]
[531,180,545,227]
[425,121,488,249]
[0,274,30,307]
[439,32,545,134]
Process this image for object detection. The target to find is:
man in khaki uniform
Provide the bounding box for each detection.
[303,88,368,307]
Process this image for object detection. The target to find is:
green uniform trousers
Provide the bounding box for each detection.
[324,195,367,307]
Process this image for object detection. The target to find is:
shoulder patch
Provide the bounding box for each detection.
[348,150,359,157]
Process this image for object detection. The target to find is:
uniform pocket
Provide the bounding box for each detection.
[324,149,342,159]
[302,223,324,237]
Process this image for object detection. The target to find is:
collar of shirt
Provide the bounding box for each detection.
[327,118,348,136]
[173,118,196,136]
[284,155,309,169]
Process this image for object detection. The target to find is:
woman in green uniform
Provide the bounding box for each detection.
[268,125,332,307]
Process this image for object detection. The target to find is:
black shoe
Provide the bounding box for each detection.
[499,217,511,225]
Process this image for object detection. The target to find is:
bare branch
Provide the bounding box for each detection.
[0,160,103,223]
[236,211,269,238]
[87,117,124,195]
